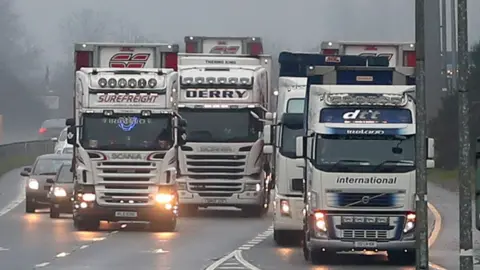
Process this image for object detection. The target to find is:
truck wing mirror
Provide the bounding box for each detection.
[295,136,304,158]
[66,118,75,126]
[263,125,272,145]
[426,138,435,159]
[66,126,76,145]
[263,145,273,154]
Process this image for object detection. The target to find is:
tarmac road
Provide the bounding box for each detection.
[0,167,448,270]
[0,168,273,270]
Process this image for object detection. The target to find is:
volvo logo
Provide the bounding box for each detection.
[361,196,371,204]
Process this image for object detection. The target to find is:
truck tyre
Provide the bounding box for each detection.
[150,218,176,232]
[274,230,291,246]
[241,205,265,217]
[25,200,36,213]
[388,250,416,265]
[179,205,198,217]
[310,249,333,265]
[73,217,100,231]
[49,206,60,219]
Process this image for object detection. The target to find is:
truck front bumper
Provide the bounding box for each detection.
[309,238,415,252]
[73,202,176,222]
[178,190,264,207]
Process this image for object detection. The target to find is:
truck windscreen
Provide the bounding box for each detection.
[314,134,415,173]
[80,114,173,150]
[179,108,261,143]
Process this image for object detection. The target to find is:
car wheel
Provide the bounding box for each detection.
[73,217,100,231]
[49,207,60,218]
[25,200,36,213]
[150,217,176,232]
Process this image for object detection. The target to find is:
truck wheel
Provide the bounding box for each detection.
[274,230,291,246]
[388,250,416,265]
[49,206,60,219]
[73,217,100,231]
[302,235,310,261]
[25,200,36,213]
[310,249,333,265]
[241,205,265,217]
[178,205,198,217]
[150,217,177,232]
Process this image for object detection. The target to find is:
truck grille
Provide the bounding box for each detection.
[95,161,158,206]
[342,230,388,240]
[182,146,251,194]
[327,192,404,208]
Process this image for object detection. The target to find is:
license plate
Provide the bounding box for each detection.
[354,241,377,248]
[115,211,137,218]
[203,198,227,204]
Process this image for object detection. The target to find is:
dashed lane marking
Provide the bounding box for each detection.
[32,227,122,268]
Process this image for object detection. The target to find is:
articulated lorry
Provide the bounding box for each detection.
[66,43,186,231]
[296,55,435,265]
[264,52,319,245]
[320,41,416,67]
[175,45,273,216]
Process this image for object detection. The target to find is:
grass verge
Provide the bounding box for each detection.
[0,155,37,177]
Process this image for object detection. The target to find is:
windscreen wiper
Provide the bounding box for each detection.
[372,160,414,171]
[328,159,370,170]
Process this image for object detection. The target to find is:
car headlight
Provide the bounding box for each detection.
[80,193,95,202]
[403,213,416,233]
[28,179,39,190]
[53,187,67,197]
[245,183,261,192]
[155,193,174,204]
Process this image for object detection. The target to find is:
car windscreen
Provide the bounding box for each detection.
[56,166,73,183]
[32,158,71,175]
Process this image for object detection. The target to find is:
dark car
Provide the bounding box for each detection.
[37,118,66,140]
[20,154,72,213]
[47,164,74,218]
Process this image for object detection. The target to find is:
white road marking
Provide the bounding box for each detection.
[56,252,69,257]
[205,225,273,269]
[0,189,25,217]
[34,262,50,268]
[0,247,9,251]
[205,250,238,270]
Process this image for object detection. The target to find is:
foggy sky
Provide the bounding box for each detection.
[12,0,480,64]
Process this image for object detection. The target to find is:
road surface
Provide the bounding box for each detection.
[0,167,443,270]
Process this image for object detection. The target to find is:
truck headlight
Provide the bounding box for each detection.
[80,193,95,202]
[53,187,67,197]
[314,211,327,232]
[280,199,290,216]
[245,183,261,192]
[155,193,174,204]
[403,213,416,233]
[28,179,39,190]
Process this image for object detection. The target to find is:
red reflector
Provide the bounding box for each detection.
[39,127,47,133]
[248,42,263,56]
[186,42,197,53]
[364,46,378,51]
[164,53,178,71]
[322,49,338,55]
[75,51,92,71]
[404,51,416,67]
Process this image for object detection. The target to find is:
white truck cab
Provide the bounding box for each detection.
[297,55,435,265]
